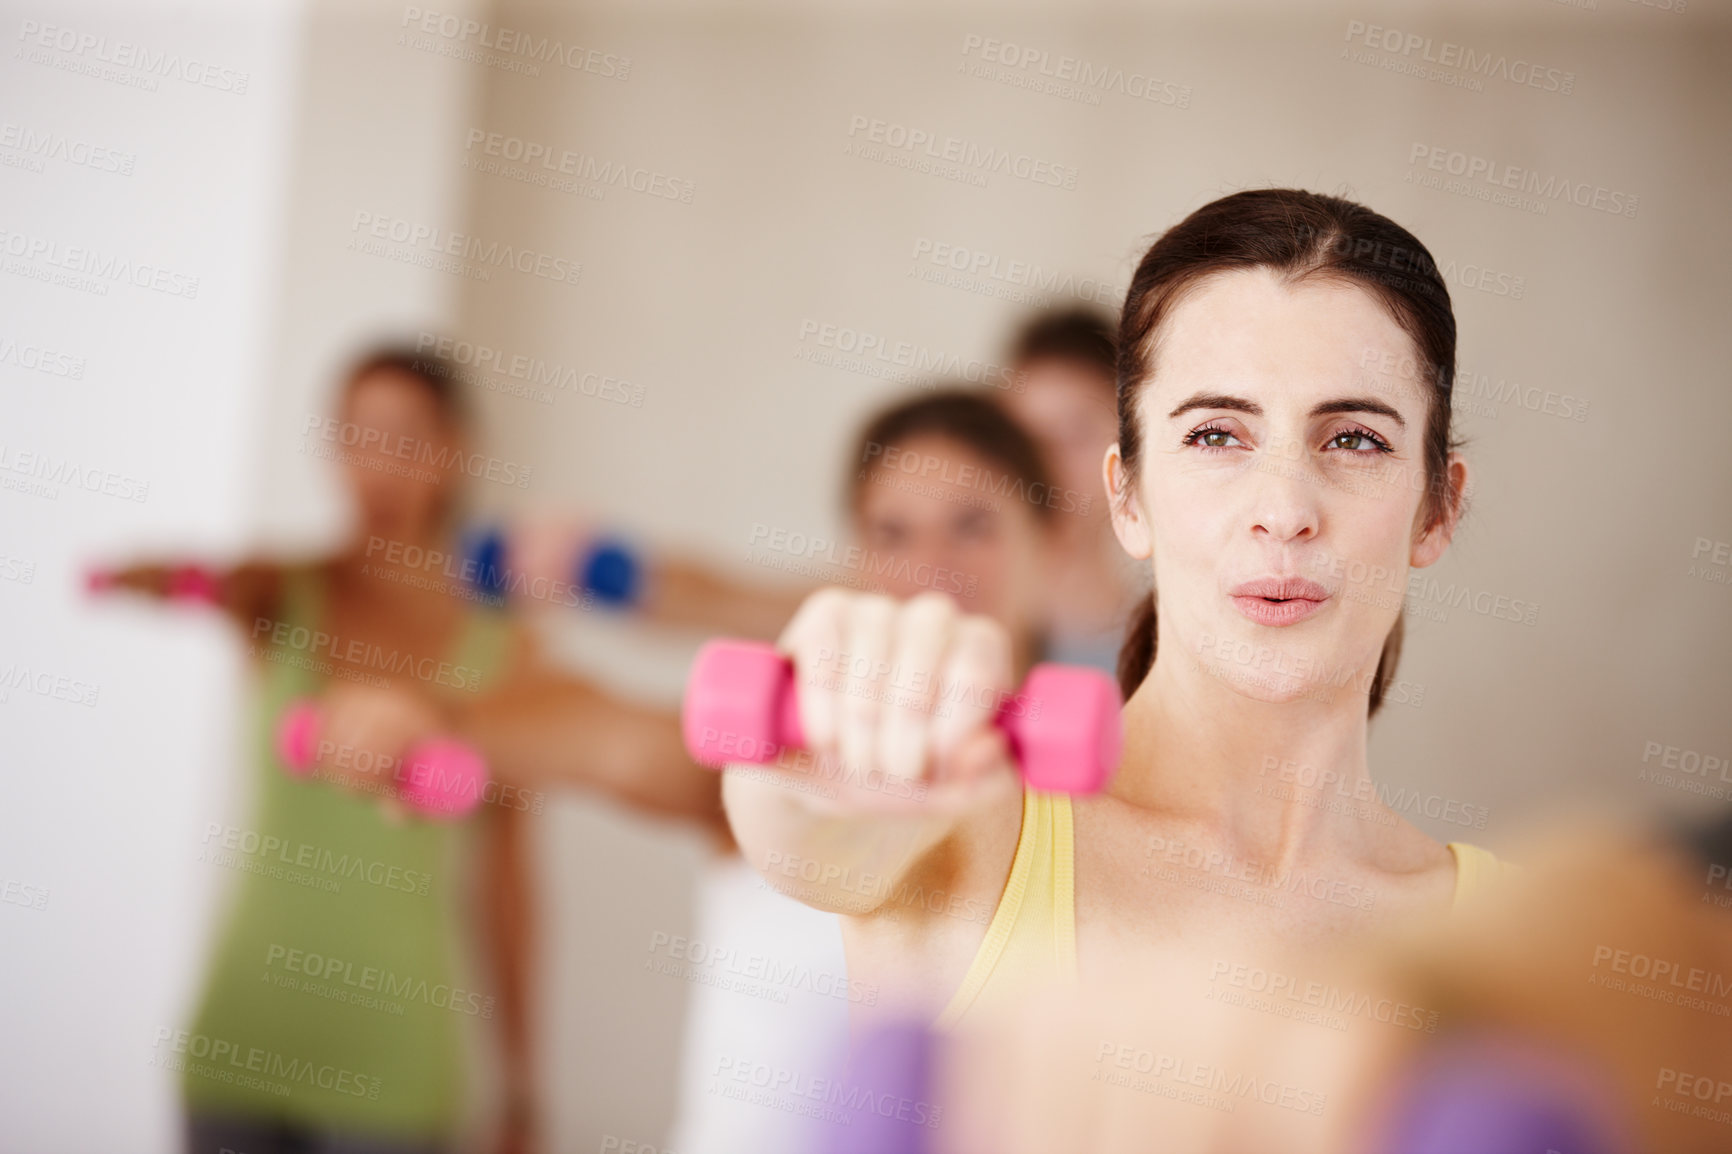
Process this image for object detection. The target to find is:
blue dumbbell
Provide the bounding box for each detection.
[460,525,512,603]
[459,524,642,609]
[576,536,642,608]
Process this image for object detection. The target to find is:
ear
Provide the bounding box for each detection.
[1410,453,1469,569]
[1104,444,1152,560]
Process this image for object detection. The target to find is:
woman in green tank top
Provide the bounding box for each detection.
[178,563,514,1147]
[104,346,725,1153]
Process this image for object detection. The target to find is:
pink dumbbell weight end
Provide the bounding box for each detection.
[275,700,488,819]
[682,640,1124,794]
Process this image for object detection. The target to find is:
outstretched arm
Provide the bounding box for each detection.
[296,620,730,836]
[720,589,1021,915]
[459,678,726,839]
[636,555,812,641]
[506,515,810,640]
[87,556,292,636]
[448,623,729,842]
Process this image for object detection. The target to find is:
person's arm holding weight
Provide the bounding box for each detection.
[453,626,728,836]
[503,510,811,640]
[720,588,1026,916]
[301,620,729,837]
[87,556,289,633]
[636,553,812,640]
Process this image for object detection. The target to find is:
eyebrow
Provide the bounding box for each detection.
[1165,392,1406,430]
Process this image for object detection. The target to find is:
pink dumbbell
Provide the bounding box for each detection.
[275,699,487,820]
[166,564,223,605]
[681,639,1123,794]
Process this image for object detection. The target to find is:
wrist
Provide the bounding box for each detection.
[576,535,644,610]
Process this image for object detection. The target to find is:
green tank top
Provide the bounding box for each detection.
[182,569,512,1138]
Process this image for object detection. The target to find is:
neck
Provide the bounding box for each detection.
[1010,629,1040,683]
[334,522,446,597]
[1109,643,1380,874]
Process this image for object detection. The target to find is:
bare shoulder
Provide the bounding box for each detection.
[1361,815,1460,914]
[223,558,296,635]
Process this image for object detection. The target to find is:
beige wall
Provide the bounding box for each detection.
[1,1,299,1148]
[441,3,1732,1144]
[252,0,490,550]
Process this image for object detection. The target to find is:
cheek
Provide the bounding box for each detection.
[957,539,1006,592]
[1058,440,1099,474]
[963,532,1022,587]
[347,461,388,496]
[1336,499,1419,575]
[1306,500,1422,624]
[1145,481,1225,575]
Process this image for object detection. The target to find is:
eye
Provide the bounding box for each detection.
[868,520,907,548]
[1182,423,1243,451]
[955,509,995,541]
[1324,425,1393,454]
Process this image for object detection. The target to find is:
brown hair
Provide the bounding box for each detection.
[847,388,1055,521]
[1010,307,1118,387]
[340,343,470,431]
[1113,189,1462,716]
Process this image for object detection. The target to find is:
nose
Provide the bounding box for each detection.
[1247,456,1321,544]
[898,544,953,599]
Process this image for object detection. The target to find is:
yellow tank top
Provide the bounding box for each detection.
[933,789,1505,1031]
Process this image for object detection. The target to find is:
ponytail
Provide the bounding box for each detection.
[1117,594,1158,700]
[1117,594,1406,719]
[1368,616,1404,717]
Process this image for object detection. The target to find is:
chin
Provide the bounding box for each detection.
[1218,666,1323,706]
[1183,627,1353,707]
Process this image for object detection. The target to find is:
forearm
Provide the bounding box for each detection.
[450,675,726,833]
[94,557,284,630]
[640,557,811,639]
[100,561,176,597]
[721,769,954,915]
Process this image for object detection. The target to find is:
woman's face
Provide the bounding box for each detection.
[1108,268,1463,706]
[1002,358,1118,522]
[338,369,462,544]
[855,433,1049,638]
